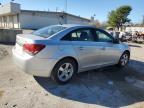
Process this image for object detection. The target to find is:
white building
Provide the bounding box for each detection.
[125,27,144,32]
[0,2,90,29]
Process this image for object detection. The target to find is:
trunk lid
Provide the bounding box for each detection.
[15,34,45,55]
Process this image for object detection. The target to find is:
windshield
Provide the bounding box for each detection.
[32,25,67,38]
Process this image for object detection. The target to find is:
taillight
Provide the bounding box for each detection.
[23,44,45,55]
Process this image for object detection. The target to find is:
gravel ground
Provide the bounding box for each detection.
[0,43,144,108]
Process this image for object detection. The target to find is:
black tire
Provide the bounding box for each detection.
[51,58,77,84]
[117,52,130,67]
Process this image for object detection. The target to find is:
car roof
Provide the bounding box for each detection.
[56,24,95,28]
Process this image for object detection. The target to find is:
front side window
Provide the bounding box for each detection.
[32,25,67,38]
[62,28,95,42]
[95,30,113,42]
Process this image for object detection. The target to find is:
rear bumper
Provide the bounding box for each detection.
[12,48,57,77]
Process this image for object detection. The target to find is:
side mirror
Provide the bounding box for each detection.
[113,38,119,44]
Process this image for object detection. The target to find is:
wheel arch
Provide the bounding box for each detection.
[123,50,130,57]
[53,56,79,73]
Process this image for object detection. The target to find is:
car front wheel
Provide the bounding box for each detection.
[118,52,130,67]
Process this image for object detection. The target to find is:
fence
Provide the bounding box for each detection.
[0,29,22,43]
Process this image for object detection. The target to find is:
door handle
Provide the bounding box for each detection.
[79,46,84,50]
[101,47,106,50]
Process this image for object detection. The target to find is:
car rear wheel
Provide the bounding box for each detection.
[118,52,130,67]
[51,58,77,84]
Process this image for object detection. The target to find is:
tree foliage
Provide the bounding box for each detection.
[108,5,132,30]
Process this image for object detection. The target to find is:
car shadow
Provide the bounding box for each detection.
[34,60,144,107]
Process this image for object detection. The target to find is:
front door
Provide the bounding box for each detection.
[95,29,120,65]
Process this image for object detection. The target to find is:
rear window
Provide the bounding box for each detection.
[32,25,67,38]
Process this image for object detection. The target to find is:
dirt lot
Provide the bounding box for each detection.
[0,43,144,108]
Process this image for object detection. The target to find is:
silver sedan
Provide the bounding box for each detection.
[12,24,130,84]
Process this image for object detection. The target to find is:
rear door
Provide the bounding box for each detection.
[61,28,102,70]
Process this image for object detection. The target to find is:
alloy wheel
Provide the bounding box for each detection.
[120,53,129,66]
[57,63,74,82]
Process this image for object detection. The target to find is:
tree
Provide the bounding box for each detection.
[108,10,118,28]
[108,5,132,31]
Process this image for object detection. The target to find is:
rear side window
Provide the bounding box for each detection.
[32,26,67,38]
[61,28,95,42]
